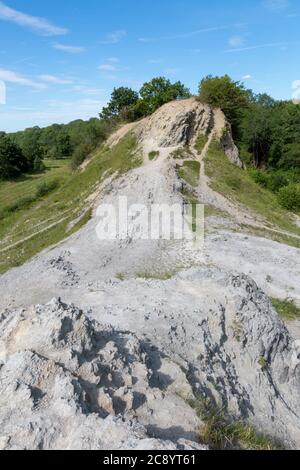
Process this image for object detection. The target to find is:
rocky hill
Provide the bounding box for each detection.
[0,98,299,450]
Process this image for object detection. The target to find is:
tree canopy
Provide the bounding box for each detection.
[100,87,139,120]
[0,133,28,180]
[99,77,191,122]
[198,75,250,136]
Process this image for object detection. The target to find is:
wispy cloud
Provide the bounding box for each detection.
[53,44,85,54]
[0,68,46,89]
[263,0,289,11]
[242,74,252,80]
[228,35,245,47]
[0,99,106,131]
[225,42,293,53]
[164,68,179,76]
[148,58,164,64]
[38,74,73,85]
[139,25,232,43]
[0,2,67,36]
[107,57,119,63]
[98,63,118,71]
[100,30,127,44]
[71,86,106,96]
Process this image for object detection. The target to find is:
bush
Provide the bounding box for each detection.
[268,173,289,193]
[35,179,60,198]
[250,169,269,188]
[0,196,36,217]
[278,184,300,211]
[70,144,92,171]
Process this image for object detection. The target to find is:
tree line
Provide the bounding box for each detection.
[0,74,299,211]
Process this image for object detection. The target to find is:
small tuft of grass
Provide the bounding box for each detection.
[258,356,268,370]
[195,133,208,154]
[171,146,193,160]
[271,298,300,321]
[177,160,200,187]
[148,151,160,161]
[136,271,175,281]
[191,397,279,450]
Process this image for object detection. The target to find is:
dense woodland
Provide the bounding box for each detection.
[0,75,299,211]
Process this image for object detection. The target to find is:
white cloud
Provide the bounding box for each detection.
[0,1,67,36]
[53,44,85,54]
[164,68,179,76]
[242,74,252,80]
[71,85,106,96]
[228,36,245,47]
[38,74,73,85]
[107,57,119,63]
[98,63,117,71]
[148,59,163,64]
[0,68,46,89]
[0,99,106,132]
[100,30,127,44]
[225,42,291,53]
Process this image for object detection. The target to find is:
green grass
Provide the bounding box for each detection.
[170,146,193,160]
[0,133,141,274]
[192,397,279,450]
[271,298,300,321]
[204,204,229,219]
[177,160,200,187]
[0,159,69,209]
[135,270,176,281]
[205,142,300,242]
[195,133,208,154]
[148,150,160,161]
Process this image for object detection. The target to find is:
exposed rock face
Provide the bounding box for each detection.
[0,299,205,450]
[0,98,299,450]
[0,273,300,450]
[134,98,243,167]
[135,98,213,150]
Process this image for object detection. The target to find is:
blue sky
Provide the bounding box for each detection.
[0,0,299,132]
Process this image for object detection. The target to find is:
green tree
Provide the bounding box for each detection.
[0,133,28,180]
[16,127,45,171]
[100,87,139,120]
[198,75,250,136]
[241,104,273,167]
[139,77,191,115]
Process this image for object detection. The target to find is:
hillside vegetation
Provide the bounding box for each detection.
[0,134,141,273]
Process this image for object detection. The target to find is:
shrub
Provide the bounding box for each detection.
[278,184,300,211]
[0,196,36,217]
[272,298,300,321]
[35,179,60,198]
[268,173,289,193]
[70,144,92,171]
[148,151,159,161]
[250,170,269,188]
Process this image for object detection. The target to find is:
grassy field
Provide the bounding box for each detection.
[0,134,141,274]
[205,142,300,247]
[0,159,70,209]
